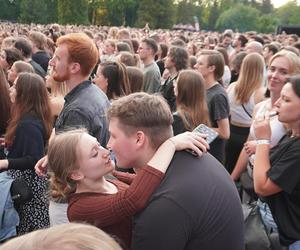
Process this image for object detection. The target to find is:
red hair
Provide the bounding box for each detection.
[57,33,99,77]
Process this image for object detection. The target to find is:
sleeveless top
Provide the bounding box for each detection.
[227,85,256,126]
[249,99,286,146]
[248,99,286,175]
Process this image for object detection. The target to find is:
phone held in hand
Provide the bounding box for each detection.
[186,124,219,156]
[193,124,219,144]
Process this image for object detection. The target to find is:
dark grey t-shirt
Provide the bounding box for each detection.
[132,151,244,250]
[55,81,110,146]
[206,83,230,162]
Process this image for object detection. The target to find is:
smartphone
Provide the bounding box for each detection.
[185,124,218,156]
[193,124,219,144]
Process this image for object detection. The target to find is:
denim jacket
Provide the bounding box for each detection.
[55,81,110,146]
[0,172,19,241]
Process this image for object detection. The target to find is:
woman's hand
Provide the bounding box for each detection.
[35,155,48,176]
[243,140,257,156]
[253,112,272,140]
[0,159,8,170]
[169,132,209,157]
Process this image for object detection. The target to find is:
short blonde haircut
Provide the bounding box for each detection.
[0,223,122,250]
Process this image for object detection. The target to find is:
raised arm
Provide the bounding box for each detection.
[68,132,208,227]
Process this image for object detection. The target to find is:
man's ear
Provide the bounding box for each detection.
[69,170,84,181]
[208,65,216,73]
[136,131,146,147]
[70,62,81,74]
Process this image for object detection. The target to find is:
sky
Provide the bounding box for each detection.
[272,0,300,8]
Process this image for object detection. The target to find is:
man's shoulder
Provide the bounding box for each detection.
[74,83,110,107]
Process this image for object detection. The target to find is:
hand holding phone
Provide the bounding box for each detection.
[192,124,218,144]
[185,124,218,156]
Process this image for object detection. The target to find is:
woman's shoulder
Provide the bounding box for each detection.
[19,115,43,127]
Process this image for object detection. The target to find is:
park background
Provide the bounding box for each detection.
[0,0,300,33]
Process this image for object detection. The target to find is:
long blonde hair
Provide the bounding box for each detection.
[48,129,86,199]
[234,53,265,104]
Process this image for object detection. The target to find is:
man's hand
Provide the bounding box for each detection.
[35,155,48,176]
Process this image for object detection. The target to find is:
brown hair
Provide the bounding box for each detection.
[198,50,225,81]
[13,60,34,74]
[100,61,131,100]
[0,223,122,250]
[0,67,11,133]
[176,70,210,130]
[3,48,23,68]
[107,93,173,149]
[48,129,84,199]
[126,66,144,92]
[118,51,140,67]
[289,75,300,98]
[235,53,265,104]
[56,33,99,77]
[5,73,53,145]
[168,46,189,71]
[29,31,47,50]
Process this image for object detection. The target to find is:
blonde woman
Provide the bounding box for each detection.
[225,53,265,173]
[45,67,67,120]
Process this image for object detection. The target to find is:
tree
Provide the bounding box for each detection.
[276,0,300,25]
[19,0,49,24]
[88,0,139,26]
[216,4,260,32]
[175,0,203,25]
[257,14,278,33]
[0,0,20,21]
[58,0,89,25]
[207,0,219,31]
[136,0,175,29]
[260,0,273,14]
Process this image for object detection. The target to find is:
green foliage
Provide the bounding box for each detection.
[176,0,203,25]
[257,14,278,33]
[207,0,219,31]
[88,0,139,26]
[58,0,89,25]
[0,0,20,21]
[260,0,273,14]
[276,0,300,25]
[216,4,260,32]
[19,0,50,24]
[0,0,298,34]
[136,0,175,29]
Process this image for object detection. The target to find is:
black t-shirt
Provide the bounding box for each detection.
[265,135,300,246]
[132,151,244,250]
[206,83,230,163]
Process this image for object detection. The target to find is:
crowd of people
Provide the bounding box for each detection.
[0,21,300,250]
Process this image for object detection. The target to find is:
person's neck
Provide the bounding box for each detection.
[76,176,117,194]
[66,75,89,92]
[132,145,157,171]
[168,67,178,78]
[270,92,280,107]
[205,75,218,89]
[143,57,154,67]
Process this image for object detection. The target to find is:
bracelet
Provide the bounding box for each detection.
[256,139,270,145]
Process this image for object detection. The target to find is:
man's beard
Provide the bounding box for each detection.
[52,70,70,82]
